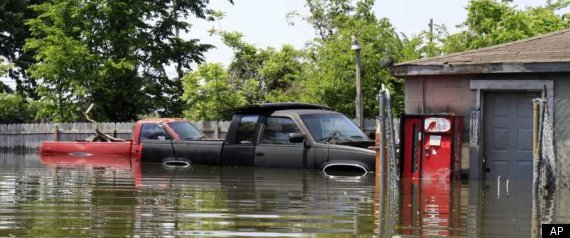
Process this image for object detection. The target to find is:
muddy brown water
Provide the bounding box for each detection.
[0,152,568,237]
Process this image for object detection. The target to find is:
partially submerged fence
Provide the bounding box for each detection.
[0,118,386,151]
[533,97,570,235]
[0,122,134,150]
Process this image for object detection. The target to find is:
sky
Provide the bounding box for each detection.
[0,0,560,88]
[190,0,553,66]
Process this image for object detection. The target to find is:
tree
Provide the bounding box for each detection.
[288,0,367,40]
[443,0,570,53]
[400,23,447,61]
[0,57,22,122]
[297,0,404,117]
[215,31,264,104]
[0,92,27,123]
[25,0,232,122]
[211,0,404,117]
[0,0,45,98]
[214,30,306,104]
[260,45,306,102]
[182,63,245,121]
[0,59,10,93]
[0,60,47,122]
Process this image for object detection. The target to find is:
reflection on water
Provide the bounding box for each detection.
[0,152,567,237]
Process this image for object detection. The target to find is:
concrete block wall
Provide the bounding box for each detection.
[404,76,476,116]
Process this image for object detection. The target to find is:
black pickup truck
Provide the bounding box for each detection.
[141,103,375,174]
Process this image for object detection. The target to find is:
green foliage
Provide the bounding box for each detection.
[443,0,570,53]
[0,59,11,93]
[181,29,307,120]
[25,0,229,122]
[0,60,8,74]
[289,0,376,40]
[216,31,264,104]
[399,0,570,62]
[400,24,447,61]
[0,92,46,123]
[182,63,245,121]
[199,0,404,118]
[0,93,24,123]
[299,0,404,117]
[0,0,44,98]
[213,29,307,104]
[0,59,47,123]
[5,0,566,123]
[259,45,305,100]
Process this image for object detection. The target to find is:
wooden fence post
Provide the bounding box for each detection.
[52,125,59,141]
[213,121,220,139]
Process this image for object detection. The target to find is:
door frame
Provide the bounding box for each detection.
[469,79,554,180]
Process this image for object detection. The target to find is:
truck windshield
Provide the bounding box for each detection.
[301,114,369,143]
[168,121,204,140]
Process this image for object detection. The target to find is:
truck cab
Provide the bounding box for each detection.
[220,103,376,173]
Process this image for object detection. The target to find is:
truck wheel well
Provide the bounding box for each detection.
[322,163,368,177]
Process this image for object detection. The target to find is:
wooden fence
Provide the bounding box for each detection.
[0,118,394,151]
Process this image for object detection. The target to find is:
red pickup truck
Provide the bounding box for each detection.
[40,118,199,165]
[40,103,376,175]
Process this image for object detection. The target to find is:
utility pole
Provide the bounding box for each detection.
[351,36,363,130]
[428,18,434,57]
[174,0,183,79]
[429,18,434,44]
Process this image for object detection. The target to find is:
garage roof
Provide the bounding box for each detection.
[392,29,570,76]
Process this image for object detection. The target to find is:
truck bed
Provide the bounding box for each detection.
[40,141,132,156]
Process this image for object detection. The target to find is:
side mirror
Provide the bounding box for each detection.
[289,133,305,144]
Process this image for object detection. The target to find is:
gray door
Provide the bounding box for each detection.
[221,115,260,166]
[483,91,539,181]
[255,116,311,168]
[482,91,539,237]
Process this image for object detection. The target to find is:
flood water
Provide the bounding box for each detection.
[0,152,568,237]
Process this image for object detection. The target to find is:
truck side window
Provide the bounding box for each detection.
[140,123,172,141]
[262,117,302,144]
[235,115,259,144]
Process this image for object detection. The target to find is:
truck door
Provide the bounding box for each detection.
[221,115,259,166]
[255,116,309,168]
[139,123,176,163]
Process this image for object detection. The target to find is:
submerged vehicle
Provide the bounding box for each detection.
[40,103,376,174]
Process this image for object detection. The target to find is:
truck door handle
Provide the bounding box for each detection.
[256,152,264,156]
